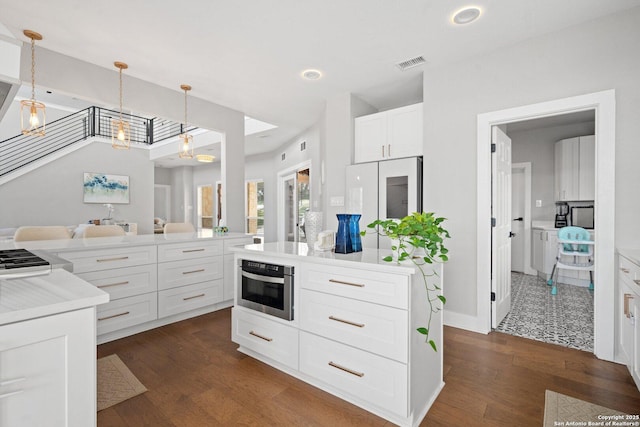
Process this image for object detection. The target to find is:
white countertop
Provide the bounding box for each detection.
[0,231,251,252]
[0,268,109,326]
[231,242,418,275]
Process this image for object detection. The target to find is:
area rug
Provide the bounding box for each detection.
[543,390,627,426]
[97,354,147,411]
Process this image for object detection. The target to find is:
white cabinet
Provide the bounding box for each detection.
[354,103,423,163]
[223,237,253,301]
[0,308,98,427]
[618,253,640,390]
[554,135,595,201]
[531,228,558,277]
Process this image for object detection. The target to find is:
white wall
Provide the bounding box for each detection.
[0,142,154,233]
[423,8,640,320]
[509,121,595,221]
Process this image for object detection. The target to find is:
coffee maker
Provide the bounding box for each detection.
[555,203,569,227]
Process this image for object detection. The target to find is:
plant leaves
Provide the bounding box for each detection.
[416,327,428,335]
[428,340,437,352]
[437,295,447,304]
[382,255,393,262]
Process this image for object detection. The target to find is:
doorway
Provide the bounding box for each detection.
[197,185,213,231]
[154,184,171,222]
[277,162,311,243]
[510,163,535,276]
[478,90,616,362]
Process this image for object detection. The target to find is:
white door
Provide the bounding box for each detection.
[491,126,512,328]
[511,167,525,272]
[282,173,297,242]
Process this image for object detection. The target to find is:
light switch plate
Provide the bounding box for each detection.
[330,196,344,207]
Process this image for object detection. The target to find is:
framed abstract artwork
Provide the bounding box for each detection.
[83,172,130,204]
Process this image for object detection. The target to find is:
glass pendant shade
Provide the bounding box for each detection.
[178,133,194,159]
[111,119,130,149]
[21,30,46,136]
[20,99,46,136]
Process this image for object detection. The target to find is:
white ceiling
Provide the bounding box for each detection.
[1,1,639,160]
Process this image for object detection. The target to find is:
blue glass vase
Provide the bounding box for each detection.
[349,214,362,253]
[335,214,352,254]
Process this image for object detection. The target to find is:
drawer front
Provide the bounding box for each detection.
[158,240,223,262]
[76,264,157,300]
[223,237,254,254]
[299,332,407,417]
[619,255,640,291]
[299,289,408,362]
[96,293,158,335]
[158,280,223,318]
[232,308,298,370]
[158,257,223,290]
[60,245,157,273]
[302,264,409,309]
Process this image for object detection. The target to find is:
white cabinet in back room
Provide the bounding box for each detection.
[554,135,595,201]
[354,103,423,163]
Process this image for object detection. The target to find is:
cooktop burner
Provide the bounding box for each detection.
[0,249,51,270]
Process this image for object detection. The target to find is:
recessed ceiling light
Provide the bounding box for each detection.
[301,69,322,80]
[452,7,481,25]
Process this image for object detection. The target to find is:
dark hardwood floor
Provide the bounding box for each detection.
[97,309,640,426]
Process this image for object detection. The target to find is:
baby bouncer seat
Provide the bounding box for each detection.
[547,226,594,295]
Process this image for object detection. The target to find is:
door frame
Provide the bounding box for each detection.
[477,90,615,361]
[277,160,312,242]
[511,162,536,276]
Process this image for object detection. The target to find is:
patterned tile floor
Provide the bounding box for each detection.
[495,272,594,352]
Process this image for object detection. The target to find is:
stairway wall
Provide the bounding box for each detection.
[0,141,154,234]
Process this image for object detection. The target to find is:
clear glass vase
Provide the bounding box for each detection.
[304,211,322,250]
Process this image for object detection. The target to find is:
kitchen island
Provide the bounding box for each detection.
[231,242,444,427]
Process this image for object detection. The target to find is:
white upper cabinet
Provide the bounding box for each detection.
[354,103,423,163]
[554,135,595,201]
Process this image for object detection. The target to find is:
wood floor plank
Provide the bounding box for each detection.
[97,311,640,427]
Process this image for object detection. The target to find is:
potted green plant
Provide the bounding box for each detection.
[363,212,450,352]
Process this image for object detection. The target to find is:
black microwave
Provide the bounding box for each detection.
[570,206,594,229]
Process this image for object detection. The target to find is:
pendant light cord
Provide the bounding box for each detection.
[183,88,188,130]
[119,67,123,121]
[30,36,36,101]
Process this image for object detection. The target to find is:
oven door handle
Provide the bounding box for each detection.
[241,270,285,284]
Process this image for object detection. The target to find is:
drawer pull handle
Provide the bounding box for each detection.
[183,248,206,253]
[249,330,273,342]
[98,311,130,321]
[0,377,26,387]
[328,361,364,378]
[0,390,24,399]
[329,315,365,328]
[183,269,205,275]
[329,279,365,288]
[620,268,630,273]
[97,281,129,289]
[97,256,129,262]
[624,294,634,318]
[183,293,205,301]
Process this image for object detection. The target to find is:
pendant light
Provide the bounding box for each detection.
[178,84,194,159]
[111,61,130,149]
[20,30,46,136]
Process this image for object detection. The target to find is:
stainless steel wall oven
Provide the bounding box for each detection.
[237,259,294,320]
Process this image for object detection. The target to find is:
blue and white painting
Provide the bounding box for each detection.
[83,173,130,204]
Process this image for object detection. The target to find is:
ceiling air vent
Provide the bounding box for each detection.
[395,55,426,71]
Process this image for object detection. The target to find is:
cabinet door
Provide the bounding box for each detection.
[543,231,558,275]
[354,112,387,163]
[387,103,423,159]
[555,138,579,201]
[579,135,595,200]
[620,281,635,366]
[532,229,544,272]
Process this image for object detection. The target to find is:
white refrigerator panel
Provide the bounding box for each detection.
[345,162,379,249]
